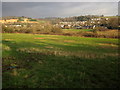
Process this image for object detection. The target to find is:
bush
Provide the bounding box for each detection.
[82,32,96,37]
[2,25,14,33]
[93,26,108,32]
[51,26,62,34]
[107,17,118,29]
[2,23,62,34]
[97,30,119,38]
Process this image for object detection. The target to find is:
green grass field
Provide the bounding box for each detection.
[62,29,93,33]
[2,33,119,88]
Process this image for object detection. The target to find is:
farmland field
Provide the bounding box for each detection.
[62,29,93,33]
[2,33,119,88]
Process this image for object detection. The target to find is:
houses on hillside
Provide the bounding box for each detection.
[58,17,109,29]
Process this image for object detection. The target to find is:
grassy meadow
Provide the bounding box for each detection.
[62,29,93,33]
[2,33,119,88]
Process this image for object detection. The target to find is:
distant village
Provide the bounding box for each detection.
[0,15,119,30]
[57,17,109,29]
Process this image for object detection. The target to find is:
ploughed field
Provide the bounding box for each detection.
[2,33,119,88]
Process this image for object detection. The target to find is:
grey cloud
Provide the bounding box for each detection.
[2,2,118,18]
[2,0,119,2]
[0,2,2,17]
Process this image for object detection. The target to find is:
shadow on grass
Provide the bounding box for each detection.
[2,40,119,88]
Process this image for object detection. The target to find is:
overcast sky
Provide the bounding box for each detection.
[2,0,119,2]
[2,2,118,18]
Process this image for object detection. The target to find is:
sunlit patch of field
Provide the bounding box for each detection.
[2,33,119,88]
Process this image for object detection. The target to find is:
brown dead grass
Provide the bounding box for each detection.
[64,40,75,43]
[4,39,13,41]
[34,37,45,39]
[34,37,59,40]
[45,46,54,49]
[98,43,118,47]
[49,37,59,39]
[17,47,117,59]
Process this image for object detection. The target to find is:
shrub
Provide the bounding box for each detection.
[93,26,108,32]
[82,32,96,37]
[97,30,119,38]
[51,26,62,34]
[2,23,62,34]
[2,25,14,33]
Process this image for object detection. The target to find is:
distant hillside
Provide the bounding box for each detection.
[1,16,32,20]
[42,15,118,23]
